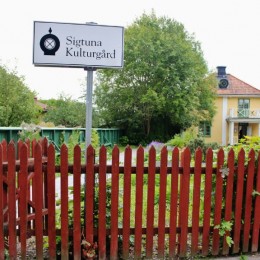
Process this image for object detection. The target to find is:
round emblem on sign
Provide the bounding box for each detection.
[40,28,60,55]
[44,38,57,50]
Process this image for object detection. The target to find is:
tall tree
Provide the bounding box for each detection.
[42,94,86,127]
[94,12,217,143]
[0,65,39,126]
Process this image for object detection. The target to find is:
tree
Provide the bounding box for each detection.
[94,12,217,144]
[0,65,39,126]
[42,94,86,127]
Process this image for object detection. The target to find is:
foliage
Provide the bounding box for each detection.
[239,254,248,260]
[214,220,234,247]
[91,129,100,149]
[55,178,114,257]
[223,135,260,166]
[119,135,129,146]
[42,94,86,127]
[81,240,98,259]
[166,126,198,148]
[94,11,217,144]
[66,129,99,163]
[166,126,220,160]
[0,65,40,126]
[37,121,55,127]
[18,122,41,141]
[187,138,219,156]
[67,130,85,163]
[252,190,260,197]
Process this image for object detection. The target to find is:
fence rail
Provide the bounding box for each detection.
[0,138,260,259]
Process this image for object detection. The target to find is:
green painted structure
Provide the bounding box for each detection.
[0,127,122,147]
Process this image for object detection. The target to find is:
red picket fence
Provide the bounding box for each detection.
[0,138,260,259]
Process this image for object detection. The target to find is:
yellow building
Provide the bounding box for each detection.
[203,66,260,146]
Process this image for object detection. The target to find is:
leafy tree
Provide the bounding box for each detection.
[42,94,86,127]
[0,65,39,126]
[94,12,217,144]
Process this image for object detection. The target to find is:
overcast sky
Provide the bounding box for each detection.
[1,0,260,100]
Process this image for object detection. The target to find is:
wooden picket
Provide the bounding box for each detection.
[73,145,82,260]
[19,144,28,259]
[85,145,95,244]
[179,147,191,257]
[60,144,69,259]
[243,149,255,252]
[252,151,260,251]
[212,148,224,255]
[157,146,168,258]
[1,138,260,259]
[47,144,56,260]
[191,148,202,255]
[201,148,213,255]
[7,142,17,259]
[98,146,107,259]
[122,146,132,259]
[168,147,179,257]
[0,144,4,260]
[222,149,235,255]
[145,146,156,258]
[110,145,120,259]
[134,146,144,258]
[233,148,245,253]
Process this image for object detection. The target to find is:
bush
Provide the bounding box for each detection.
[166,126,198,148]
[119,136,129,146]
[91,129,100,149]
[18,122,41,141]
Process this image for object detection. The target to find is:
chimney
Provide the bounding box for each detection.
[217,66,229,88]
[217,66,227,78]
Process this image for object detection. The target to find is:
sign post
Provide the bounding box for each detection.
[33,21,124,146]
[84,67,96,147]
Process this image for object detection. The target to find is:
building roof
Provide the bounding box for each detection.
[34,97,48,112]
[217,74,260,96]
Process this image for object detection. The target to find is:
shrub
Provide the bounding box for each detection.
[166,126,198,148]
[18,122,41,141]
[91,129,100,149]
[119,136,129,146]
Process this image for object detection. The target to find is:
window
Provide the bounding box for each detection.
[238,99,250,117]
[199,122,211,137]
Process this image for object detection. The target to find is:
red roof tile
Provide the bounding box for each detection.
[217,74,260,95]
[34,97,48,111]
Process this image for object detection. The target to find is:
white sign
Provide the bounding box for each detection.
[33,21,124,68]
